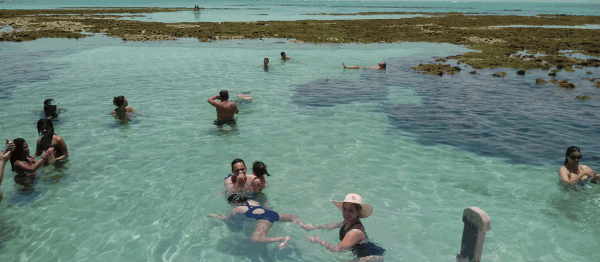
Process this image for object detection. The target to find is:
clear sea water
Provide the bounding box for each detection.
[1,1,600,261]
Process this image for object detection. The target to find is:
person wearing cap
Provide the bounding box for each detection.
[209,194,313,249]
[244,161,270,194]
[208,90,238,126]
[306,193,385,260]
[41,99,61,119]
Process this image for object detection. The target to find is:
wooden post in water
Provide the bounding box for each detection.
[456,207,490,262]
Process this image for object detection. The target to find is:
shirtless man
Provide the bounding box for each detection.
[208,90,239,126]
[225,158,248,194]
[342,62,386,70]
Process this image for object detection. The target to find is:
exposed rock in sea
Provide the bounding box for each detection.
[558,80,575,89]
[536,78,547,84]
[517,70,526,75]
[469,71,476,74]
[412,63,462,75]
[492,72,507,77]
[576,95,591,100]
[595,81,600,88]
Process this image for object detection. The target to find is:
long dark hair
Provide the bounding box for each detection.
[37,118,55,136]
[252,161,270,177]
[10,138,28,171]
[564,146,581,165]
[113,96,126,107]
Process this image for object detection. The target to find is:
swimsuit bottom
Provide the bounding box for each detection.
[14,174,35,186]
[352,241,386,258]
[214,119,236,126]
[244,202,280,223]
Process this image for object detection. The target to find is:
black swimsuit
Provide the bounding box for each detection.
[339,221,385,258]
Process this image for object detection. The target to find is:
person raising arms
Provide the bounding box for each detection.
[208,90,239,126]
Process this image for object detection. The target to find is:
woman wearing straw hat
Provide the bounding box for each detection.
[306,193,385,261]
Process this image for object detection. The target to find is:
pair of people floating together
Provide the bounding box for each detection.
[559,146,598,189]
[343,62,386,70]
[212,159,385,260]
[7,119,68,186]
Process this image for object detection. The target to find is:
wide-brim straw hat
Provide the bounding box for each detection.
[332,193,373,218]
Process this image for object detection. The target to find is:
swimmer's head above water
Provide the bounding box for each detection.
[37,118,54,137]
[231,158,247,175]
[219,90,229,101]
[227,194,248,205]
[379,62,386,69]
[252,161,270,177]
[564,146,581,165]
[113,95,127,107]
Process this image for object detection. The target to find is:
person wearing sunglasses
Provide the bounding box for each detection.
[558,146,598,186]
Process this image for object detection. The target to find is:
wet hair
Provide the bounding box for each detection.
[113,96,126,107]
[252,161,270,177]
[231,158,245,171]
[564,146,581,165]
[280,52,286,57]
[10,138,28,171]
[227,194,248,205]
[219,90,229,101]
[37,118,55,136]
[264,58,269,63]
[381,62,386,69]
[43,99,58,118]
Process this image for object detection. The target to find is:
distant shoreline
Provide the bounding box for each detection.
[1,8,599,74]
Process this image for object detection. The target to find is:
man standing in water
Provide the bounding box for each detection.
[208,90,238,126]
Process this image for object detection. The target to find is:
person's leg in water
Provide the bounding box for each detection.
[250,213,311,249]
[251,220,291,249]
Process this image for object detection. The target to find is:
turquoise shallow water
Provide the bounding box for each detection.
[1,1,600,261]
[1,34,600,261]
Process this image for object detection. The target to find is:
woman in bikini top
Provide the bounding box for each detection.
[558,146,598,186]
[306,193,385,259]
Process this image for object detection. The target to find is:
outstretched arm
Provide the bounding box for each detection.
[307,228,366,253]
[305,221,343,231]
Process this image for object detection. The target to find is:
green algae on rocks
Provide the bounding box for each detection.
[1,9,599,70]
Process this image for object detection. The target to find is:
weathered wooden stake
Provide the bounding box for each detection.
[456,207,490,262]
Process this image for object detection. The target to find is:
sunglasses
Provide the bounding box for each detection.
[569,155,582,160]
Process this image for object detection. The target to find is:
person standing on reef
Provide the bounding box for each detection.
[343,62,386,70]
[280,52,291,60]
[208,90,239,126]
